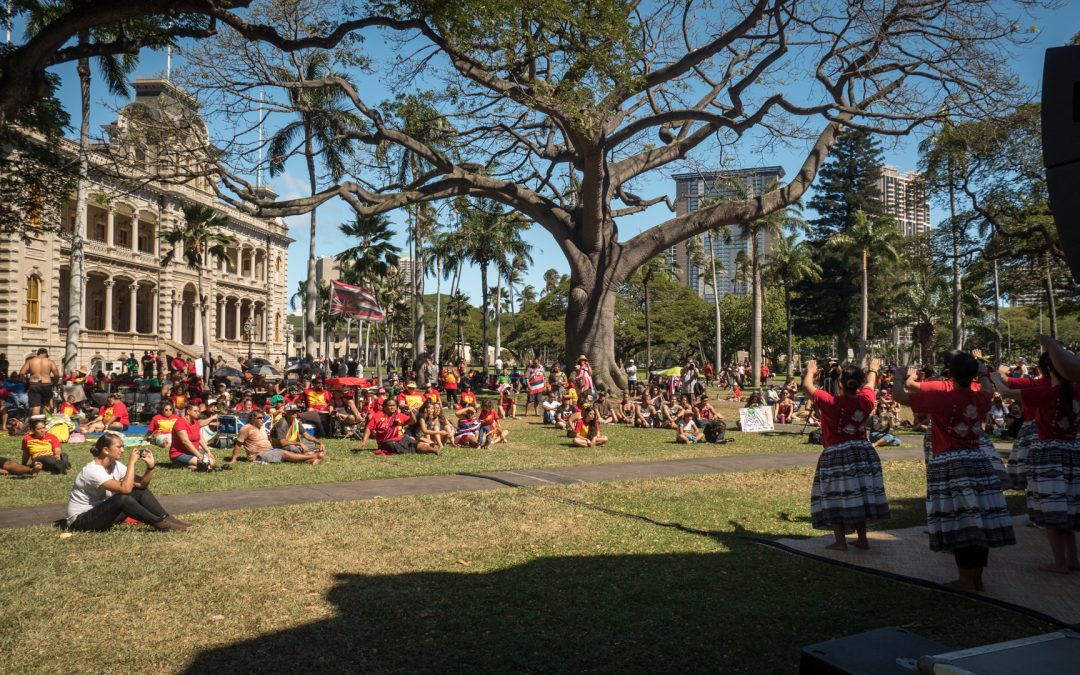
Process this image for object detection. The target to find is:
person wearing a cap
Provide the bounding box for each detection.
[355,398,435,455]
[397,382,425,411]
[625,359,638,389]
[270,405,326,457]
[457,382,477,410]
[554,394,578,431]
[576,355,595,401]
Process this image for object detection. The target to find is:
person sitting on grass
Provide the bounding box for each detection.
[774,389,795,424]
[572,406,608,447]
[555,395,579,431]
[695,393,719,425]
[355,398,436,455]
[82,392,130,433]
[541,391,561,424]
[231,410,323,464]
[869,399,902,447]
[479,399,509,445]
[616,392,637,424]
[454,405,484,447]
[1,455,41,476]
[21,418,70,474]
[727,381,743,402]
[498,389,518,420]
[271,405,327,458]
[802,358,891,552]
[675,408,701,444]
[169,403,217,472]
[655,394,680,430]
[634,391,655,428]
[592,391,616,424]
[145,402,180,448]
[66,433,189,532]
[418,402,454,450]
[457,382,478,410]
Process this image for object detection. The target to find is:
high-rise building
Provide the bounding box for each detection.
[315,257,340,286]
[671,167,786,302]
[397,257,416,290]
[877,165,931,236]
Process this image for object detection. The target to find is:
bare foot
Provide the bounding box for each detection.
[852,539,870,550]
[945,579,978,592]
[31,462,42,477]
[1039,564,1071,574]
[825,541,848,551]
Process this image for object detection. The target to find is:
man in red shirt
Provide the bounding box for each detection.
[354,399,435,455]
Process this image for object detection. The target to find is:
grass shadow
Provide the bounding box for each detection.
[182,539,1051,674]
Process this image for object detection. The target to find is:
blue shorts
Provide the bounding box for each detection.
[171,453,197,466]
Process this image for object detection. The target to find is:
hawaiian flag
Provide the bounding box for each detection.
[329,280,385,322]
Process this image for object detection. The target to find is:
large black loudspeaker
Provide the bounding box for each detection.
[1043,46,1080,282]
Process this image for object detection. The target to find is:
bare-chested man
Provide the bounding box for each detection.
[20,349,59,416]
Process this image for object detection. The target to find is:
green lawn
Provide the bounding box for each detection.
[0,460,1047,673]
[0,412,927,509]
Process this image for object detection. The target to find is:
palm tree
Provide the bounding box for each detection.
[447,290,472,362]
[27,4,144,373]
[458,198,530,373]
[334,213,401,363]
[542,268,562,295]
[766,230,822,376]
[268,52,362,361]
[743,206,802,387]
[632,254,679,372]
[828,210,903,364]
[519,285,538,307]
[161,204,236,367]
[427,228,459,364]
[700,227,729,376]
[494,236,533,365]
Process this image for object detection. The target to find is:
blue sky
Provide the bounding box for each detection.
[31,3,1080,311]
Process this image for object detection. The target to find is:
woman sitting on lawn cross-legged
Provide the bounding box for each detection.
[66,433,189,532]
[893,351,1015,591]
[802,358,891,552]
[572,405,608,448]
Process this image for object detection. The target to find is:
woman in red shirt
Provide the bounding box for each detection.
[998,337,1080,574]
[993,354,1051,491]
[802,358,890,551]
[895,351,1014,592]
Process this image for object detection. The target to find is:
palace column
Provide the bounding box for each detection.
[106,208,115,247]
[193,303,204,348]
[234,300,242,341]
[128,283,138,333]
[151,286,159,336]
[103,279,114,332]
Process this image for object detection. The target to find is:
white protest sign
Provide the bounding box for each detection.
[739,406,774,432]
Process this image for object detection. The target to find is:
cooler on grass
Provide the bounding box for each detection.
[800,627,951,674]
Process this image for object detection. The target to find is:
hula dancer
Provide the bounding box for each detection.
[894,352,1015,592]
[802,358,890,551]
[992,355,1050,491]
[1005,336,1080,573]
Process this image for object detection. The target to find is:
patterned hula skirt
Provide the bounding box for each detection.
[979,432,1010,488]
[1026,437,1080,530]
[811,439,891,532]
[1007,420,1037,491]
[925,448,1015,552]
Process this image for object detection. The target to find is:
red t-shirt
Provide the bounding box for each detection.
[812,387,875,447]
[148,414,179,434]
[908,388,991,454]
[1020,383,1080,440]
[1007,376,1050,422]
[169,417,198,460]
[59,402,77,415]
[366,411,410,444]
[480,408,501,427]
[101,401,130,426]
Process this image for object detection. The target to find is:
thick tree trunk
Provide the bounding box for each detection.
[304,129,318,360]
[566,272,625,393]
[64,51,90,374]
[750,230,762,388]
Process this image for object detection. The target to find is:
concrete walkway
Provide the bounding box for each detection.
[0,446,925,530]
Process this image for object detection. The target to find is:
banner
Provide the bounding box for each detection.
[739,406,774,433]
[329,280,385,322]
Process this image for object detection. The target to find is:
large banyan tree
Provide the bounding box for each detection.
[185,0,1036,389]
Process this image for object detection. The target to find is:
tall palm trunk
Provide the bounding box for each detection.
[494,271,502,367]
[784,286,795,377]
[708,233,722,375]
[304,127,318,359]
[750,229,762,388]
[1044,253,1058,339]
[643,275,652,373]
[858,247,869,364]
[456,303,465,363]
[434,256,442,363]
[480,261,490,373]
[197,245,210,367]
[992,258,1002,364]
[949,162,962,349]
[64,46,90,374]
